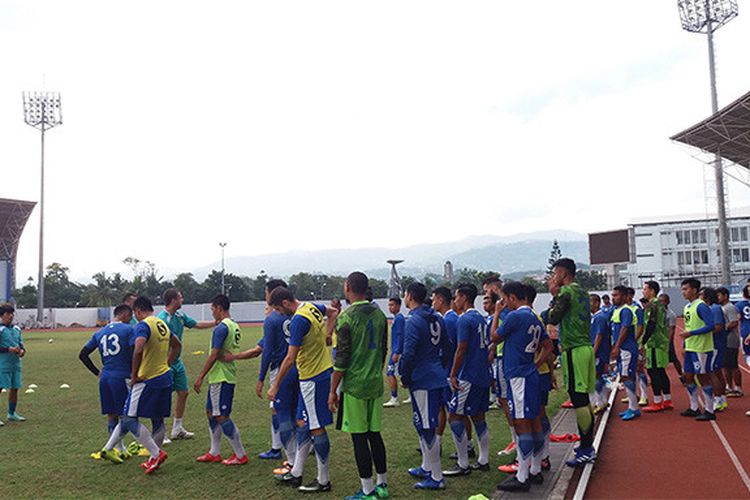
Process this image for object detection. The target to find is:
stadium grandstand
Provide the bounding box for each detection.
[0,198,36,303]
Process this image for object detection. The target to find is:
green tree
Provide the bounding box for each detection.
[12,277,37,308]
[200,271,251,302]
[174,273,201,303]
[576,270,606,290]
[80,272,124,307]
[547,240,562,276]
[521,276,546,293]
[44,263,83,307]
[369,278,389,298]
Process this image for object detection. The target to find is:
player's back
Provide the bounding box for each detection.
[711,303,727,346]
[265,310,292,367]
[400,306,448,390]
[456,309,491,387]
[94,322,133,377]
[736,300,750,336]
[590,310,611,354]
[501,306,544,378]
[338,302,388,399]
[135,316,173,382]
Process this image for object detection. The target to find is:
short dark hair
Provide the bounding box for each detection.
[365,287,374,302]
[265,279,287,293]
[432,286,452,305]
[644,280,661,295]
[524,284,537,304]
[659,293,671,303]
[0,303,15,315]
[211,294,230,311]
[639,297,648,305]
[501,281,527,301]
[482,274,502,286]
[133,296,153,312]
[162,288,180,306]
[455,283,478,304]
[602,294,610,301]
[346,272,369,295]
[269,287,295,307]
[613,285,628,295]
[701,287,718,305]
[113,304,132,317]
[388,297,402,306]
[122,292,138,302]
[717,286,730,297]
[626,287,635,296]
[406,282,428,305]
[590,293,601,304]
[744,285,750,300]
[552,258,576,277]
[681,278,701,290]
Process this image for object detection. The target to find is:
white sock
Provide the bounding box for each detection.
[152,423,165,448]
[449,421,469,469]
[271,421,282,450]
[376,472,387,485]
[510,426,518,444]
[104,423,125,451]
[626,385,638,411]
[654,395,663,404]
[590,391,599,407]
[664,393,672,401]
[135,423,161,458]
[360,478,374,495]
[638,377,648,399]
[224,421,246,458]
[209,422,222,455]
[423,435,443,481]
[283,431,298,465]
[315,448,329,485]
[419,436,429,470]
[292,435,312,478]
[173,417,183,432]
[476,422,490,466]
[516,446,531,483]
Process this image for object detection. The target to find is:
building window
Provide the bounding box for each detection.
[678,252,685,265]
[701,250,708,264]
[742,227,748,242]
[733,248,742,263]
[732,227,740,242]
[676,231,684,245]
[685,231,692,245]
[700,229,707,243]
[743,248,750,262]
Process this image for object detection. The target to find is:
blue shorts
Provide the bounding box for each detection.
[386,354,399,377]
[411,387,446,431]
[206,382,235,417]
[124,371,173,419]
[685,351,714,375]
[0,370,22,389]
[595,355,609,376]
[539,373,552,408]
[273,366,300,421]
[618,346,639,378]
[297,368,333,430]
[712,346,726,371]
[99,372,129,415]
[494,358,506,399]
[170,359,188,392]
[742,332,750,356]
[507,372,540,420]
[448,380,489,416]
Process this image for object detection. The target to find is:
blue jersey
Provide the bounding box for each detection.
[85,322,134,377]
[601,304,614,317]
[442,309,459,360]
[590,310,610,358]
[611,306,636,349]
[391,313,405,355]
[0,324,24,372]
[399,305,450,391]
[711,303,727,350]
[633,305,644,326]
[259,310,292,382]
[735,300,750,338]
[455,309,491,386]
[498,306,547,379]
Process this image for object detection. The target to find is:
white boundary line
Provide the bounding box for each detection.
[572,375,620,500]
[710,421,750,494]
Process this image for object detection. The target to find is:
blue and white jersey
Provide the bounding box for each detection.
[498,306,547,379]
[441,309,459,361]
[711,303,727,350]
[259,310,292,382]
[600,304,614,317]
[85,322,134,378]
[391,313,405,355]
[399,305,450,391]
[455,309,491,386]
[590,310,611,358]
[735,300,750,338]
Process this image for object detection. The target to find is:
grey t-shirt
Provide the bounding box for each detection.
[723,302,740,349]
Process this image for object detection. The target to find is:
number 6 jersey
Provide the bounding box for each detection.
[84,321,134,378]
[498,306,548,379]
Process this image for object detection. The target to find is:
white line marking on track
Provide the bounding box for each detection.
[710,421,750,495]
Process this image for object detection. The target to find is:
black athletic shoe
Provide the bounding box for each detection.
[695,411,716,421]
[298,480,331,493]
[541,457,551,471]
[442,464,471,477]
[449,448,476,460]
[680,408,700,417]
[276,472,303,488]
[529,473,544,485]
[470,462,490,472]
[497,476,530,492]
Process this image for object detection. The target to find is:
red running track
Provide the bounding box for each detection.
[584,318,750,499]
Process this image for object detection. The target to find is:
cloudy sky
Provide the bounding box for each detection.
[2,1,750,282]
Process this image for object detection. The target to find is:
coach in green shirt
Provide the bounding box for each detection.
[329,271,389,500]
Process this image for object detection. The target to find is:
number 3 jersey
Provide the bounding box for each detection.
[85,322,134,378]
[456,309,491,387]
[498,306,548,379]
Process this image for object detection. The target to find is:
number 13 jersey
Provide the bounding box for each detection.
[85,322,134,378]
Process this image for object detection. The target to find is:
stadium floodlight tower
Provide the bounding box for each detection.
[219,242,227,295]
[23,91,62,322]
[677,0,738,285]
[387,260,404,298]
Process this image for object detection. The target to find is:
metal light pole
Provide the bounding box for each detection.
[23,92,62,322]
[677,0,738,285]
[219,242,227,295]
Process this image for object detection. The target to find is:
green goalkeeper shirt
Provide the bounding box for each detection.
[334,300,388,400]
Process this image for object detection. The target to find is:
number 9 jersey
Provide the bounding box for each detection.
[498,306,548,379]
[85,322,134,378]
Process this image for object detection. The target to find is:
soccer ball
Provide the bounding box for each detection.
[48,339,53,343]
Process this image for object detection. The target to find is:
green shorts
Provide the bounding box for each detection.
[562,345,596,395]
[171,359,188,392]
[336,393,383,434]
[646,347,669,369]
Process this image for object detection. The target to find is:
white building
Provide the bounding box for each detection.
[617,208,750,288]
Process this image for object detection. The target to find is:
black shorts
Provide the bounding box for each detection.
[724,348,739,369]
[668,342,678,363]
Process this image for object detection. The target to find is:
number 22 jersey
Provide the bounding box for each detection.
[85,322,134,378]
[498,306,548,379]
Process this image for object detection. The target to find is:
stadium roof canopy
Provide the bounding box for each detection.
[671,89,750,168]
[0,198,36,261]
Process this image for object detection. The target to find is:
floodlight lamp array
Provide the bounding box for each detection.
[22,91,63,129]
[677,0,738,32]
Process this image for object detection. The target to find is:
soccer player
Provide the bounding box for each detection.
[383,297,405,408]
[659,293,683,380]
[123,292,139,325]
[267,287,336,493]
[0,303,26,424]
[679,278,716,421]
[610,286,640,421]
[640,281,673,412]
[701,287,728,412]
[627,288,649,406]
[494,281,551,492]
[718,287,742,397]
[328,272,389,500]
[601,294,613,316]
[589,294,611,414]
[193,295,247,465]
[483,293,498,407]
[736,285,750,370]
[157,288,216,441]
[79,304,135,456]
[547,258,596,466]
[400,282,451,490]
[445,283,491,476]
[99,296,181,474]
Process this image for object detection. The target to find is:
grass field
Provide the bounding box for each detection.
[0,326,566,499]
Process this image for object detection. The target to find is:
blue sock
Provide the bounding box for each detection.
[107,419,117,435]
[474,420,488,440]
[595,378,604,393]
[121,416,139,435]
[208,417,219,430]
[297,425,312,447]
[541,415,551,435]
[420,428,437,448]
[279,418,295,446]
[391,389,398,399]
[9,401,16,415]
[220,419,236,437]
[624,379,636,392]
[516,432,534,482]
[702,386,715,414]
[312,433,330,462]
[272,413,280,432]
